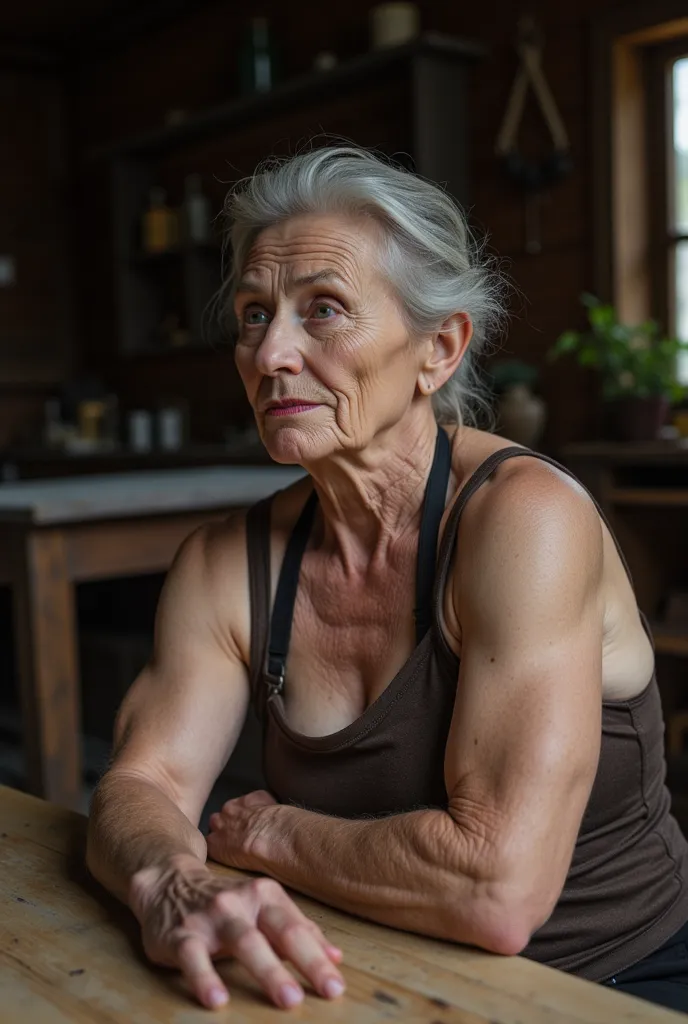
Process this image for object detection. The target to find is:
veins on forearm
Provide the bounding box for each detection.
[259,804,465,917]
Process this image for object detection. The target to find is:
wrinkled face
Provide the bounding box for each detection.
[233,213,430,464]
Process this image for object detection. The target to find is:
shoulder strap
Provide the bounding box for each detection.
[265,489,318,695]
[433,446,638,610]
[245,496,274,718]
[415,426,452,642]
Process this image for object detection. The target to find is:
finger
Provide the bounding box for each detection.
[176,935,229,1010]
[295,918,343,963]
[268,887,344,965]
[252,879,344,967]
[258,905,346,1000]
[325,944,344,963]
[221,917,305,1010]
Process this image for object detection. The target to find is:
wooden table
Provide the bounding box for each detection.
[0,786,680,1024]
[0,466,303,811]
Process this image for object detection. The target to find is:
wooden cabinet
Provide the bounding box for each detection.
[96,33,482,356]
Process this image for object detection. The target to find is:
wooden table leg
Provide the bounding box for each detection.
[11,528,82,810]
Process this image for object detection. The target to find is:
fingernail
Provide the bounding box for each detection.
[208,987,228,1008]
[324,978,345,998]
[279,984,303,1008]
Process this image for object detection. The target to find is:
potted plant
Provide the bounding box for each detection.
[550,294,688,442]
[488,359,546,448]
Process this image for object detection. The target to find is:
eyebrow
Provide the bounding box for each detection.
[235,268,347,294]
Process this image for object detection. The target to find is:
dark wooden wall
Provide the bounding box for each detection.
[16,0,643,448]
[0,66,73,445]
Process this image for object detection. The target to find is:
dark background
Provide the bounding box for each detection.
[0,0,622,454]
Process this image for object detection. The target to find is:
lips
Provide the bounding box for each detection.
[266,399,319,411]
[264,400,322,416]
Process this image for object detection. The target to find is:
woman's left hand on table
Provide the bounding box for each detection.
[207,789,279,870]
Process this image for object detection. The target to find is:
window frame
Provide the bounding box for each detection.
[590,3,688,326]
[647,39,688,343]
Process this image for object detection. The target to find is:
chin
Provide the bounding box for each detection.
[261,423,334,466]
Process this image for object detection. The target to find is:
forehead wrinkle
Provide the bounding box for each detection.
[244,228,374,286]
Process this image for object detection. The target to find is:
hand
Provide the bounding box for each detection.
[207,789,278,871]
[130,853,345,1011]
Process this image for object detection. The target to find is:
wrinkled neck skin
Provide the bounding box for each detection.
[302,407,446,577]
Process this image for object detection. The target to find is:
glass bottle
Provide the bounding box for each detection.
[239,17,275,94]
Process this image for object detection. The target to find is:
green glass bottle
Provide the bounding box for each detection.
[239,17,275,94]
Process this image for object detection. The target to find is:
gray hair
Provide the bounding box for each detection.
[219,145,506,426]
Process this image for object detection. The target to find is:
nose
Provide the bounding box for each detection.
[254,312,304,377]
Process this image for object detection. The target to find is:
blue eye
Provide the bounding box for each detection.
[244,308,270,325]
[312,303,336,320]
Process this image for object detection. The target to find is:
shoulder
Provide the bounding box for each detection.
[174,471,312,583]
[161,502,269,667]
[452,452,604,621]
[164,478,314,658]
[464,452,601,547]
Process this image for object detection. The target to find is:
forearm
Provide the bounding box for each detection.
[87,770,207,908]
[251,805,490,947]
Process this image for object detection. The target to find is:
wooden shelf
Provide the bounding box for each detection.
[652,625,688,657]
[109,32,479,358]
[563,440,688,466]
[91,33,484,162]
[610,487,688,506]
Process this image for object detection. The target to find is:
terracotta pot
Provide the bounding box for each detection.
[497,384,546,448]
[605,396,670,442]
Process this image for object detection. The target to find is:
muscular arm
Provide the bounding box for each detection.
[87,515,251,908]
[210,465,604,953]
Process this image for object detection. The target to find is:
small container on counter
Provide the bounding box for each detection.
[156,405,187,451]
[127,410,153,452]
[183,174,212,245]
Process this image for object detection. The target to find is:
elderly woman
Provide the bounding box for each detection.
[87,147,688,1014]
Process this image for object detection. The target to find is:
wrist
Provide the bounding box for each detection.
[245,804,283,869]
[128,852,208,923]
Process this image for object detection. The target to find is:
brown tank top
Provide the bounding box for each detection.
[245,446,688,981]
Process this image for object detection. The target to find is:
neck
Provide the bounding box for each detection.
[304,412,445,574]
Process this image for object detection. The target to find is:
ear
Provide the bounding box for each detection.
[417,313,473,396]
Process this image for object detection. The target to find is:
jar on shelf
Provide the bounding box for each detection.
[142,187,178,253]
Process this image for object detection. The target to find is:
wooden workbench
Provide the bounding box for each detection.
[0,784,680,1023]
[0,466,303,810]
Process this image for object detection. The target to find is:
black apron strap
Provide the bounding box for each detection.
[414,427,452,643]
[265,489,318,695]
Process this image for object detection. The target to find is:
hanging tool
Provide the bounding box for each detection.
[495,16,573,254]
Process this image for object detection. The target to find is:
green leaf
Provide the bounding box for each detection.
[578,346,600,366]
[552,330,580,355]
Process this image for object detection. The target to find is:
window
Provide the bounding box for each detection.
[672,56,688,381]
[592,12,688,385]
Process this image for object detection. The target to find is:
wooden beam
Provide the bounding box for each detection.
[611,38,650,324]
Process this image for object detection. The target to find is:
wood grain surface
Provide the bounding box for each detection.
[0,785,682,1023]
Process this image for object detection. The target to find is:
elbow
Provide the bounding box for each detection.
[441,894,529,955]
[469,901,535,956]
[442,852,557,955]
[464,880,558,956]
[441,810,561,955]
